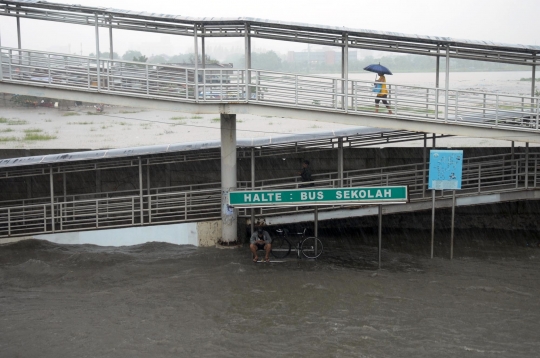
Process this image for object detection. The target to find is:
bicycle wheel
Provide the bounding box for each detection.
[271,236,292,258]
[301,237,323,259]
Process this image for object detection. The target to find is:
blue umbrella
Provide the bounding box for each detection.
[363,63,393,75]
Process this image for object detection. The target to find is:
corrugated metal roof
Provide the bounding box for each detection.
[4,0,540,54]
[0,126,385,169]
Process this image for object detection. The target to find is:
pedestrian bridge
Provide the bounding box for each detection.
[0,0,539,142]
[2,46,540,143]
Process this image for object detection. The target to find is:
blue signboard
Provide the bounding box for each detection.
[428,150,463,190]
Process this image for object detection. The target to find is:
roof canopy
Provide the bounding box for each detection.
[0,0,538,65]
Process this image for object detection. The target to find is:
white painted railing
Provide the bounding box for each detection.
[0,152,538,238]
[1,47,539,132]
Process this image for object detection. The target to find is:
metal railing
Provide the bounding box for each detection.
[1,47,539,132]
[0,152,538,238]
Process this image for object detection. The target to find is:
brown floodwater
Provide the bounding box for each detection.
[0,233,539,357]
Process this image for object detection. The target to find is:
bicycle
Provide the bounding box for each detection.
[271,227,323,259]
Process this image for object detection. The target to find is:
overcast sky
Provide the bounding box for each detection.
[0,0,538,57]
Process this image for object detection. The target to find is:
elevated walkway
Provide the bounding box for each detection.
[1,48,539,142]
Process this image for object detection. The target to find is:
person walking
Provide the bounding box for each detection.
[374,73,393,114]
[299,160,314,187]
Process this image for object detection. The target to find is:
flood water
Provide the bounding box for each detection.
[1,234,539,357]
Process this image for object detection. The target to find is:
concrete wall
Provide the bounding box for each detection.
[27,220,223,247]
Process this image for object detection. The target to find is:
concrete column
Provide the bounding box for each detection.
[221,113,237,243]
[337,137,344,187]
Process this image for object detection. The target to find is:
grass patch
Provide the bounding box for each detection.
[211,117,220,122]
[0,117,28,125]
[140,123,153,129]
[120,110,140,114]
[24,128,43,134]
[191,115,203,119]
[0,136,18,142]
[170,116,187,120]
[86,111,102,116]
[24,132,57,141]
[0,128,14,133]
[61,112,79,117]
[67,121,94,125]
[268,122,273,125]
[44,119,52,122]
[7,119,28,125]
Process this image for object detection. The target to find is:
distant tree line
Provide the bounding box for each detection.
[89,49,527,73]
[89,50,219,64]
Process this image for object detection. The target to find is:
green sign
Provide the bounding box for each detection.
[229,186,408,207]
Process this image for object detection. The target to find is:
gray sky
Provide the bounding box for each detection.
[1,0,538,57]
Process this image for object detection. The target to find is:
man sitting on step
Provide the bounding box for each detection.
[250,227,272,263]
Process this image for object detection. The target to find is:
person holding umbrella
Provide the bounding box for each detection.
[363,64,393,115]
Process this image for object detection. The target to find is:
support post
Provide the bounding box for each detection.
[94,13,100,91]
[16,7,21,49]
[378,204,382,269]
[342,34,348,111]
[194,24,199,101]
[96,169,101,193]
[314,206,319,238]
[221,113,237,243]
[338,137,344,187]
[444,45,450,122]
[532,57,536,98]
[423,133,427,198]
[525,142,529,189]
[251,147,255,234]
[432,133,436,148]
[431,191,435,259]
[244,24,251,101]
[138,157,143,225]
[50,167,55,233]
[201,36,205,69]
[450,190,456,260]
[147,159,151,195]
[435,45,440,88]
[109,15,113,60]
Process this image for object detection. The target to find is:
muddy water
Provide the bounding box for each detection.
[1,237,539,357]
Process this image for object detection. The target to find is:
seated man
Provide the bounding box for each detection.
[250,227,272,262]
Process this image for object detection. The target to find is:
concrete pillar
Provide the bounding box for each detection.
[16,7,21,50]
[221,113,237,243]
[201,35,205,69]
[94,13,100,90]
[532,58,536,98]
[337,137,344,187]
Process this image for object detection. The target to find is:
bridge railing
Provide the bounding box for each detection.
[0,152,538,238]
[2,47,539,132]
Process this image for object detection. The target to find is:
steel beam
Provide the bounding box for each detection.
[220,113,237,243]
[194,24,199,101]
[245,24,251,100]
